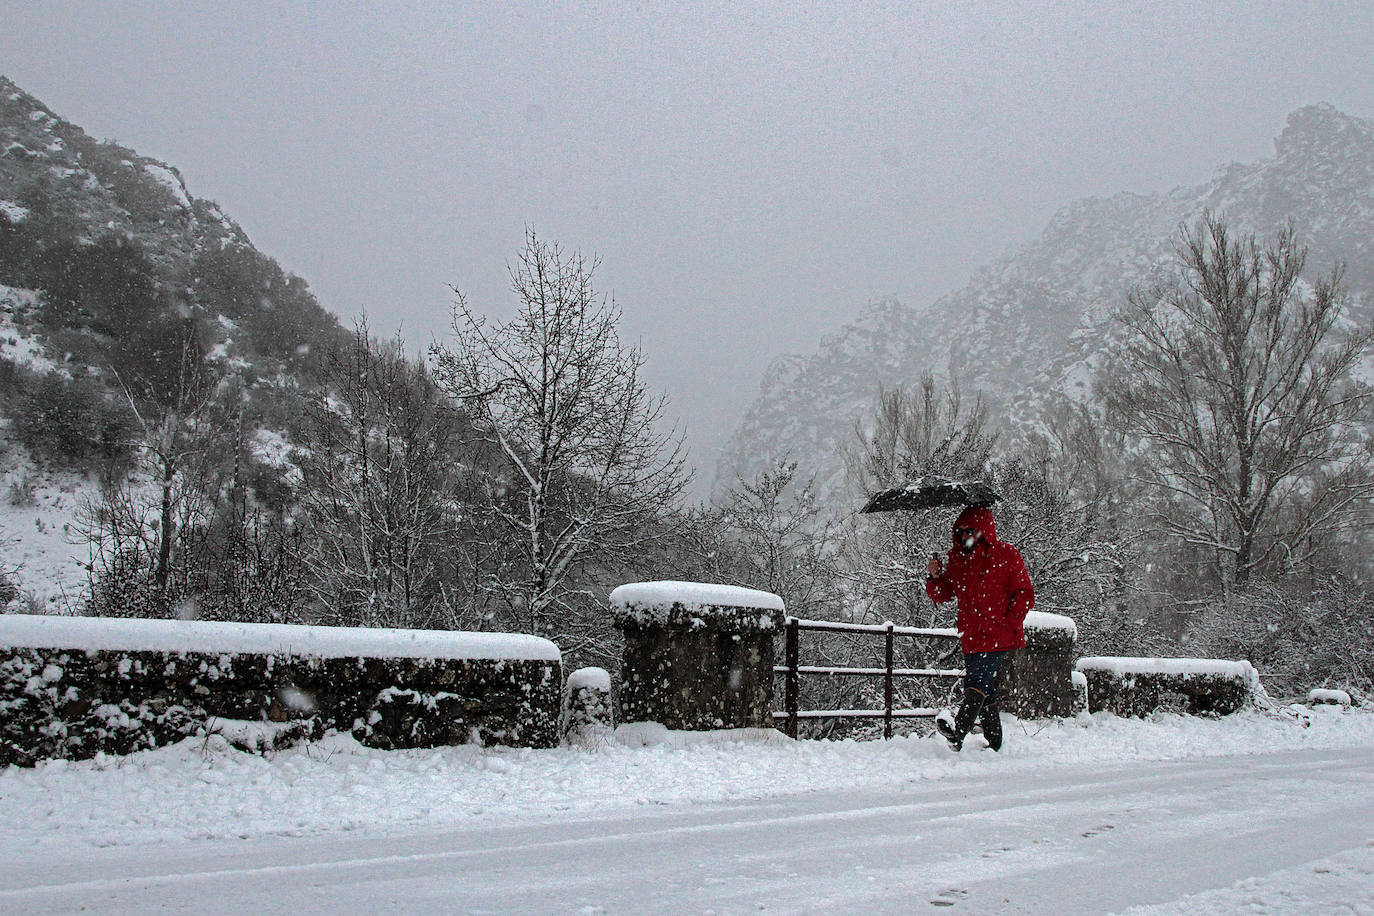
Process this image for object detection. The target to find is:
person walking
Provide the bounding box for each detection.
[925,504,1034,751]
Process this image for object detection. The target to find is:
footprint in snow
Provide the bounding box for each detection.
[930,888,969,907]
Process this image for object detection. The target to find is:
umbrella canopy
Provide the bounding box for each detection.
[859,476,1001,514]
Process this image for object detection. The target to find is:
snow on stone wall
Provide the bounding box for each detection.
[0,614,559,661]
[612,581,781,730]
[1077,656,1258,683]
[1001,612,1080,718]
[566,666,611,692]
[1024,611,1078,638]
[561,666,614,747]
[1307,688,1352,707]
[609,581,784,629]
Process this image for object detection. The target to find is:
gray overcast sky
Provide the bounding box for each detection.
[4,1,1374,498]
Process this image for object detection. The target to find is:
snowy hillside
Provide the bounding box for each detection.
[0,77,350,612]
[0,77,252,273]
[715,103,1374,503]
[0,285,94,609]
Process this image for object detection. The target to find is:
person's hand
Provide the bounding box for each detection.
[927,554,943,578]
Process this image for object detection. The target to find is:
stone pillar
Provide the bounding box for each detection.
[562,666,614,746]
[611,581,784,731]
[1000,611,1079,719]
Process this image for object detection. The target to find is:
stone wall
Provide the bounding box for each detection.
[1076,657,1260,717]
[1000,612,1080,718]
[0,615,561,766]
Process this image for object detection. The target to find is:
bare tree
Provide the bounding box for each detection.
[1101,215,1374,591]
[1184,576,1373,697]
[708,459,840,618]
[126,336,217,597]
[296,322,464,628]
[431,230,689,640]
[78,323,222,616]
[846,373,996,496]
[842,373,997,628]
[79,361,310,623]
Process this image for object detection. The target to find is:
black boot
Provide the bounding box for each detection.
[979,701,1002,751]
[936,687,987,751]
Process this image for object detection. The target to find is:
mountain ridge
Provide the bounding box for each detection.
[714,103,1374,503]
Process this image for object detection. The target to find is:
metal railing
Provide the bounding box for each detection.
[774,616,963,739]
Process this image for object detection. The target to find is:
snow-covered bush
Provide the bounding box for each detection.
[0,568,18,608]
[9,369,138,478]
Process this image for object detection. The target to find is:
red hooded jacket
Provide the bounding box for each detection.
[925,506,1035,654]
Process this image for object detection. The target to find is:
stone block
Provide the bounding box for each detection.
[611,581,783,731]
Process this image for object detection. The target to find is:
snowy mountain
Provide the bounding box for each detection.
[1,79,238,270]
[714,103,1374,502]
[0,76,346,608]
[0,75,343,375]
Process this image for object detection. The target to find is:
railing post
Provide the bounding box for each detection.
[883,621,895,740]
[785,617,800,739]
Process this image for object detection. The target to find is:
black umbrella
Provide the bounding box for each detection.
[859,475,1001,514]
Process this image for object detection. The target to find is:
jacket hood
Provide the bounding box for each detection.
[953,505,998,544]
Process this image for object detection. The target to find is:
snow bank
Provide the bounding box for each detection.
[614,722,791,747]
[0,614,560,662]
[0,705,1370,853]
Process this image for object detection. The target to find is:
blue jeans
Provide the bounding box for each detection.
[963,651,1008,703]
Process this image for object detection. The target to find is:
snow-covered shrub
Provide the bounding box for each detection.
[10,369,138,477]
[6,474,36,508]
[1307,688,1352,707]
[0,568,18,608]
[80,471,311,626]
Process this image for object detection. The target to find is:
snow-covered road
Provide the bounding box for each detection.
[3,745,1372,914]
